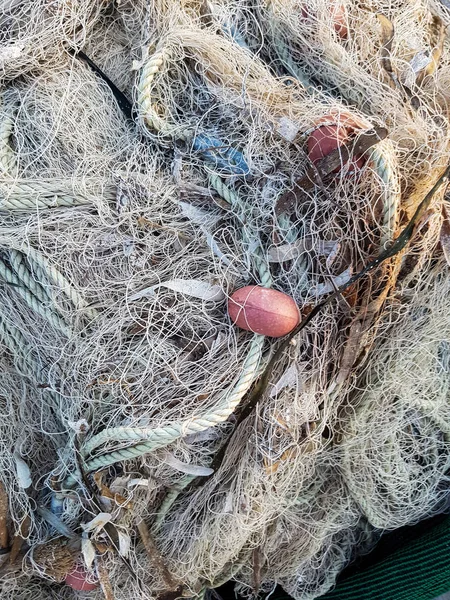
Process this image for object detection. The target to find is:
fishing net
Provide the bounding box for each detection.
[0,0,449,598]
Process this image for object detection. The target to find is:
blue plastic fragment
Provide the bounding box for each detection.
[222,23,249,49]
[50,493,64,516]
[192,133,250,175]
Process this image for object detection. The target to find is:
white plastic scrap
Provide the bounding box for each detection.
[129,279,225,301]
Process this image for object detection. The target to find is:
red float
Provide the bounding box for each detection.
[307,112,367,172]
[329,0,348,38]
[228,286,300,338]
[301,1,348,39]
[65,563,99,592]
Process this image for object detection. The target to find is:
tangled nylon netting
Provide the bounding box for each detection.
[0,0,449,598]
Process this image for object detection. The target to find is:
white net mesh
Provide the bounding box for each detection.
[0,0,449,598]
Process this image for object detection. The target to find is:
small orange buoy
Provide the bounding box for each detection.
[65,563,99,592]
[330,0,348,38]
[301,1,348,39]
[307,112,366,172]
[228,286,300,338]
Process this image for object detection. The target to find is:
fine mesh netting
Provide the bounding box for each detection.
[0,0,449,598]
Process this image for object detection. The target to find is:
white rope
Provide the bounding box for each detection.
[138,47,191,141]
[0,178,115,211]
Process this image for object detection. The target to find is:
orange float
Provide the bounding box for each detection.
[307,112,367,172]
[228,286,300,338]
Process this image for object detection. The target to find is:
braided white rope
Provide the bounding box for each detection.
[138,48,191,141]
[138,49,168,133]
[58,63,267,488]
[0,179,115,211]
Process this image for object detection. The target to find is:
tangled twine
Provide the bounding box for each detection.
[0,1,449,599]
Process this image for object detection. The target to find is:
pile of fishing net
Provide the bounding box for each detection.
[0,0,449,598]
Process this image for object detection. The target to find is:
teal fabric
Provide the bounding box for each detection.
[318,515,450,600]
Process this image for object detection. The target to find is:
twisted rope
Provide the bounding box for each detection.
[65,333,265,487]
[0,258,71,336]
[23,246,97,319]
[0,179,115,211]
[208,174,273,288]
[370,142,401,249]
[0,315,27,361]
[276,212,309,292]
[148,177,273,526]
[138,49,168,132]
[0,309,42,380]
[272,35,313,89]
[0,114,17,177]
[9,250,52,306]
[152,474,196,532]
[138,48,191,141]
[0,310,63,411]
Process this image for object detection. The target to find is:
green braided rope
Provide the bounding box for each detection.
[0,114,17,177]
[0,258,71,336]
[64,333,265,487]
[9,250,52,306]
[152,474,196,532]
[0,316,28,363]
[151,368,268,532]
[276,212,309,292]
[272,35,313,89]
[149,176,274,527]
[0,309,64,411]
[24,246,97,319]
[369,143,400,249]
[208,174,273,288]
